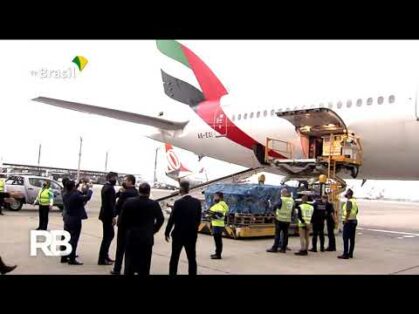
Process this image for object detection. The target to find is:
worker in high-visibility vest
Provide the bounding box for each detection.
[338,189,359,259]
[0,178,6,215]
[35,181,54,230]
[209,192,228,259]
[295,195,314,256]
[267,188,295,253]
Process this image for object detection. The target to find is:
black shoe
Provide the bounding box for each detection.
[211,254,221,259]
[338,255,349,259]
[0,265,17,275]
[266,248,278,253]
[60,257,69,263]
[98,260,113,266]
[294,251,308,256]
[110,269,121,275]
[68,259,83,265]
[349,254,353,258]
[309,248,317,252]
[326,248,336,252]
[279,249,286,253]
[320,247,325,252]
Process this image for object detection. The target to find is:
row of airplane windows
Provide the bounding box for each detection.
[231,95,396,121]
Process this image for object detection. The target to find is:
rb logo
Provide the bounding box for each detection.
[30,230,72,256]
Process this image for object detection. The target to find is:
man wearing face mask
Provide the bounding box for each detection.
[110,175,139,275]
[208,192,229,260]
[98,172,118,265]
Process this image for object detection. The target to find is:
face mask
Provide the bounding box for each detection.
[109,179,117,185]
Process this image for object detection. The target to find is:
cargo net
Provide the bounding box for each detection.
[203,183,299,226]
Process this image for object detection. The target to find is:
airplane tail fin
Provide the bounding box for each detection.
[156,40,228,108]
[165,143,192,174]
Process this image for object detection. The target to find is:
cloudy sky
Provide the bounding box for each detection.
[1,40,419,196]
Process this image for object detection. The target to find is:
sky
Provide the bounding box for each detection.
[1,40,419,197]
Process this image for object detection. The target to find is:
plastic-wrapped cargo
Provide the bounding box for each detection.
[204,183,298,214]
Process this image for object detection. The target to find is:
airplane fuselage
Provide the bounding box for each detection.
[150,91,419,180]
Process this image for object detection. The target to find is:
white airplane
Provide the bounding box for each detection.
[33,40,419,181]
[164,143,207,186]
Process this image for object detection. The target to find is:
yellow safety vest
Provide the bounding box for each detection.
[342,198,358,221]
[276,197,294,222]
[38,188,52,206]
[298,203,314,227]
[0,179,4,192]
[210,201,229,227]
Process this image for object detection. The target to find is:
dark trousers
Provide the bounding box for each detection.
[38,205,50,230]
[0,196,4,213]
[312,220,325,250]
[65,217,82,261]
[212,226,224,257]
[272,220,290,251]
[98,220,114,262]
[113,227,126,272]
[343,220,357,257]
[124,243,153,275]
[326,218,336,250]
[169,236,197,275]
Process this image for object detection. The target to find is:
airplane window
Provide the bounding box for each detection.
[337,101,343,109]
[263,110,268,117]
[389,95,395,103]
[356,99,362,107]
[378,96,384,105]
[270,109,275,116]
[244,113,248,119]
[238,114,241,120]
[256,111,261,118]
[250,112,254,119]
[346,100,352,108]
[328,102,333,109]
[367,97,373,105]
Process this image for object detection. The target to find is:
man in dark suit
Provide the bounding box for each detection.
[119,183,164,275]
[62,180,93,265]
[165,180,202,275]
[98,172,118,265]
[110,174,139,275]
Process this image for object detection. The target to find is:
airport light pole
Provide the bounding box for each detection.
[153,147,159,185]
[37,144,42,176]
[105,151,109,172]
[76,137,83,182]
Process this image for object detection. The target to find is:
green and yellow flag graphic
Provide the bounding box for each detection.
[72,56,88,71]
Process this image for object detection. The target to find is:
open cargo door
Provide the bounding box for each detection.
[276,108,348,137]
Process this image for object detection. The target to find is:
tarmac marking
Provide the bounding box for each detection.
[358,227,419,237]
[391,264,419,274]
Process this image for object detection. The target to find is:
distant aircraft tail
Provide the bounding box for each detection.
[165,144,192,175]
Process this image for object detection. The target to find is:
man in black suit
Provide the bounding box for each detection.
[110,174,139,275]
[62,180,93,265]
[119,183,164,275]
[98,172,118,265]
[165,180,202,275]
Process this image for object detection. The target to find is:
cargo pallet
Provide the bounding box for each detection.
[199,213,298,239]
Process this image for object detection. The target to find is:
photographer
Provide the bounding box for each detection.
[62,180,93,265]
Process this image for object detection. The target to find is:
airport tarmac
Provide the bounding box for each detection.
[1,186,419,275]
